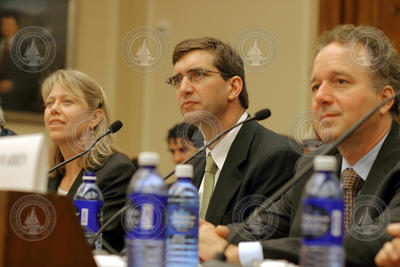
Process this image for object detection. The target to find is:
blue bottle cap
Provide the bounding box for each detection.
[83,171,96,181]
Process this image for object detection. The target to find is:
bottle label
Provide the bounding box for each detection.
[126,193,167,240]
[302,197,344,246]
[73,199,103,234]
[167,201,198,236]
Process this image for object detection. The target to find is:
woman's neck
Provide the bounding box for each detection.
[58,142,83,191]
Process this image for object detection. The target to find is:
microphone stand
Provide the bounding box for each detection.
[48,129,112,174]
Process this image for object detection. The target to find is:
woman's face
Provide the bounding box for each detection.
[44,84,92,149]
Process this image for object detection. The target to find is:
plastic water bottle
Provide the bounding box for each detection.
[166,164,199,267]
[126,152,168,267]
[300,155,344,267]
[73,171,104,250]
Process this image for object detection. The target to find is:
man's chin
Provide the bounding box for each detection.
[314,127,338,144]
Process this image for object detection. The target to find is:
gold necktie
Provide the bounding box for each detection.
[200,154,218,219]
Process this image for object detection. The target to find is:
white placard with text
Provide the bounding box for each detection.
[0,134,47,193]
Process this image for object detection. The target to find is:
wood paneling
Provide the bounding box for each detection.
[319,0,400,50]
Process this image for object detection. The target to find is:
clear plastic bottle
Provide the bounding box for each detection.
[300,155,344,267]
[73,171,104,250]
[166,164,199,267]
[125,152,167,267]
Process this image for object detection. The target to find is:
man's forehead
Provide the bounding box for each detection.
[169,137,184,146]
[174,50,215,72]
[311,43,362,78]
[1,17,17,24]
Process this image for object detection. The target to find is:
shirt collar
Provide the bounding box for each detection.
[341,130,390,181]
[206,112,247,170]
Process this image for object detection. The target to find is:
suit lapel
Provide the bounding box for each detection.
[67,169,85,198]
[47,174,62,192]
[351,122,400,222]
[192,151,206,188]
[361,122,400,196]
[206,120,258,225]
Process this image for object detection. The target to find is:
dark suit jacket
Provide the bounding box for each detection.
[48,151,136,252]
[229,121,400,267]
[192,119,301,226]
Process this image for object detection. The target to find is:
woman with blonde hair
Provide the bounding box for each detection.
[43,69,135,252]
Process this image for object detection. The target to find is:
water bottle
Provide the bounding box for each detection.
[73,171,104,250]
[300,155,344,267]
[126,152,168,267]
[166,164,199,267]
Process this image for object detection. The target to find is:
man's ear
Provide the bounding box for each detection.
[90,109,103,128]
[227,76,243,101]
[379,85,395,115]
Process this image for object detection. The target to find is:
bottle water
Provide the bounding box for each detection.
[126,152,167,267]
[73,171,104,250]
[300,155,344,267]
[166,164,199,267]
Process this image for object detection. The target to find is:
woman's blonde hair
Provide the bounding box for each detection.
[42,69,115,177]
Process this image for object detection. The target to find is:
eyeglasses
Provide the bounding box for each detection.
[166,68,231,88]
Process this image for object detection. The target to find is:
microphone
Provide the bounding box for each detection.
[109,120,123,134]
[48,120,123,174]
[89,109,272,251]
[212,90,400,262]
[163,108,271,180]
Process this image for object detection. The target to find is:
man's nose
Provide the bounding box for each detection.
[313,82,334,105]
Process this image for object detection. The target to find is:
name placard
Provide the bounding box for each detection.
[0,134,47,193]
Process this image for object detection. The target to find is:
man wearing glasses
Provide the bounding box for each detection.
[166,37,300,237]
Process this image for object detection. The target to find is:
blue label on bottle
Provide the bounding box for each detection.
[167,203,198,236]
[126,193,167,240]
[73,199,103,234]
[302,197,344,246]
